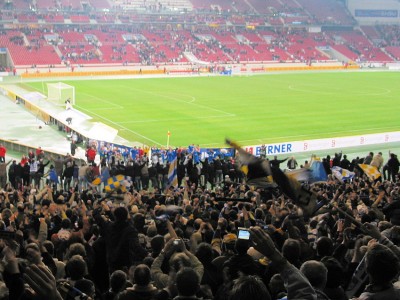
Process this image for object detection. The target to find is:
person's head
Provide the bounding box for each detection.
[195,242,214,265]
[176,267,200,297]
[68,243,86,258]
[61,218,72,230]
[300,260,328,290]
[378,220,393,232]
[65,255,87,281]
[282,239,301,265]
[74,279,95,298]
[110,270,127,292]
[146,225,157,238]
[133,264,152,286]
[25,243,42,265]
[113,206,128,222]
[42,240,55,257]
[218,218,228,231]
[229,275,271,300]
[132,213,145,231]
[320,256,345,288]
[184,205,193,216]
[365,244,400,285]
[254,208,264,220]
[150,235,165,254]
[222,233,237,253]
[268,274,286,300]
[169,252,191,273]
[316,236,334,258]
[143,256,154,268]
[193,218,203,230]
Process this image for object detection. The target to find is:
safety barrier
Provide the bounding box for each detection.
[19,64,360,78]
[20,69,166,78]
[264,65,359,72]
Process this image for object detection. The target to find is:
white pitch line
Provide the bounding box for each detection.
[80,92,124,109]
[148,91,235,116]
[122,86,235,116]
[74,104,163,146]
[88,107,122,111]
[117,114,234,124]
[288,85,392,96]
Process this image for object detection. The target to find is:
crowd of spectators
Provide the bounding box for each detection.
[1,142,400,300]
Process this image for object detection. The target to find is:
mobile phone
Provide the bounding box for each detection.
[173,239,181,246]
[58,282,89,300]
[238,228,250,240]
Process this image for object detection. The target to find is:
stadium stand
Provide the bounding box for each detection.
[0,0,398,68]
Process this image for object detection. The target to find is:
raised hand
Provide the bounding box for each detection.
[23,265,63,300]
[250,226,282,261]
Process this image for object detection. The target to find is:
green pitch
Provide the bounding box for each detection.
[23,71,400,148]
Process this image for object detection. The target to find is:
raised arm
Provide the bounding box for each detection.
[250,227,317,300]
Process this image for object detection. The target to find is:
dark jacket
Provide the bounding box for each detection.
[94,210,148,271]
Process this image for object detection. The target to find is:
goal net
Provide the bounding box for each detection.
[47,82,75,106]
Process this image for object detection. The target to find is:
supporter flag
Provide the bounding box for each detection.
[168,152,178,189]
[226,139,273,188]
[286,157,326,183]
[358,164,381,180]
[104,175,132,192]
[309,159,327,182]
[226,138,318,217]
[332,166,355,182]
[92,167,110,186]
[92,177,101,185]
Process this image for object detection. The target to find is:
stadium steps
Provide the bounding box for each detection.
[380,47,397,61]
[330,45,357,63]
[243,0,256,13]
[54,45,63,58]
[183,52,209,65]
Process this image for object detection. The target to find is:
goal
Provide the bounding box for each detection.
[46,82,75,106]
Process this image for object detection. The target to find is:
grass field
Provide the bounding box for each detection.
[23,71,400,148]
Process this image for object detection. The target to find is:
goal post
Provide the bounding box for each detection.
[46,82,75,106]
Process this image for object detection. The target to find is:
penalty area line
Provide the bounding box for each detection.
[74,105,163,146]
[117,114,235,124]
[80,92,124,109]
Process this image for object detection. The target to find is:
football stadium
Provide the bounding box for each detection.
[1,0,400,299]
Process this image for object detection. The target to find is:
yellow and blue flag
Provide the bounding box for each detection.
[332,166,355,182]
[168,152,178,188]
[104,175,132,192]
[358,164,381,180]
[92,167,110,186]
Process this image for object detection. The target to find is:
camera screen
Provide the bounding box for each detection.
[238,229,250,240]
